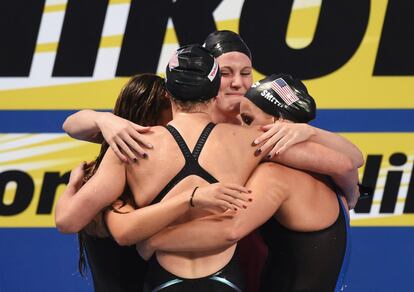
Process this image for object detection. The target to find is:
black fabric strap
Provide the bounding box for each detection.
[151,123,218,205]
[165,125,192,160]
[192,122,216,160]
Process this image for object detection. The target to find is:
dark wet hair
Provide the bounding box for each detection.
[77,73,170,276]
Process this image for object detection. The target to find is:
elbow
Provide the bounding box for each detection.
[62,116,74,137]
[351,149,365,169]
[113,235,131,247]
[336,156,356,177]
[223,222,243,244]
[355,152,365,169]
[55,217,82,234]
[111,228,135,246]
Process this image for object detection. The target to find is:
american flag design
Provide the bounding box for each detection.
[270,78,299,105]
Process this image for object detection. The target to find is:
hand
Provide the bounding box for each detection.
[68,162,88,191]
[190,183,252,211]
[136,240,155,261]
[253,121,315,158]
[96,112,153,163]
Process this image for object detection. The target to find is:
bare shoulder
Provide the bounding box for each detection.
[214,123,262,143]
[254,162,296,178]
[253,162,310,187]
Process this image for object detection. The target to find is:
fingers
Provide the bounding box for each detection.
[114,137,137,162]
[217,201,238,212]
[222,183,251,195]
[122,133,147,158]
[222,187,251,202]
[132,123,151,133]
[252,123,279,145]
[267,135,292,158]
[273,139,293,156]
[108,140,127,163]
[260,123,275,132]
[257,133,283,157]
[129,130,153,149]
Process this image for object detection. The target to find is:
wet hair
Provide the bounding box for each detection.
[77,73,170,276]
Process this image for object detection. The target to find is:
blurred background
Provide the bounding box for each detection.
[0,0,413,291]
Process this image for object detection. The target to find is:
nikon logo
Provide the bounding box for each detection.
[0,0,412,78]
[0,152,413,217]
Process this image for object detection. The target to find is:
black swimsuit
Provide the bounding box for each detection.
[259,182,351,292]
[143,123,244,292]
[84,234,147,292]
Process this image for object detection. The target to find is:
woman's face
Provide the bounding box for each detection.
[239,98,275,126]
[215,52,253,117]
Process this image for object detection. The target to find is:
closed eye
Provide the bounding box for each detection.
[240,113,253,125]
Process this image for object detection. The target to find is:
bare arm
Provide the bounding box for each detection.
[63,110,152,162]
[55,149,125,233]
[308,126,364,168]
[139,165,287,257]
[270,141,360,208]
[254,122,364,168]
[105,183,251,246]
[63,110,107,143]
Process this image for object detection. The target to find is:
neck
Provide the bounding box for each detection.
[171,102,212,123]
[174,111,211,120]
[209,107,241,125]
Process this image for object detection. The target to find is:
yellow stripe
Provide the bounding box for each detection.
[109,0,131,4]
[35,42,58,53]
[216,19,239,32]
[287,6,321,48]
[100,35,124,48]
[0,78,129,109]
[44,4,67,13]
[35,24,188,54]
[371,197,409,206]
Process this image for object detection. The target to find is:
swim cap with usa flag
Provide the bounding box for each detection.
[245,74,316,123]
[165,44,220,102]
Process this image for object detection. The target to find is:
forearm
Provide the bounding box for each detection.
[148,214,237,253]
[309,127,364,168]
[272,142,355,177]
[150,184,282,253]
[55,184,105,233]
[107,194,193,246]
[273,141,359,206]
[55,150,125,233]
[62,110,107,143]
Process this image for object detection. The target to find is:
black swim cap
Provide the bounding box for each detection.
[165,44,221,102]
[245,74,316,123]
[203,30,252,60]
